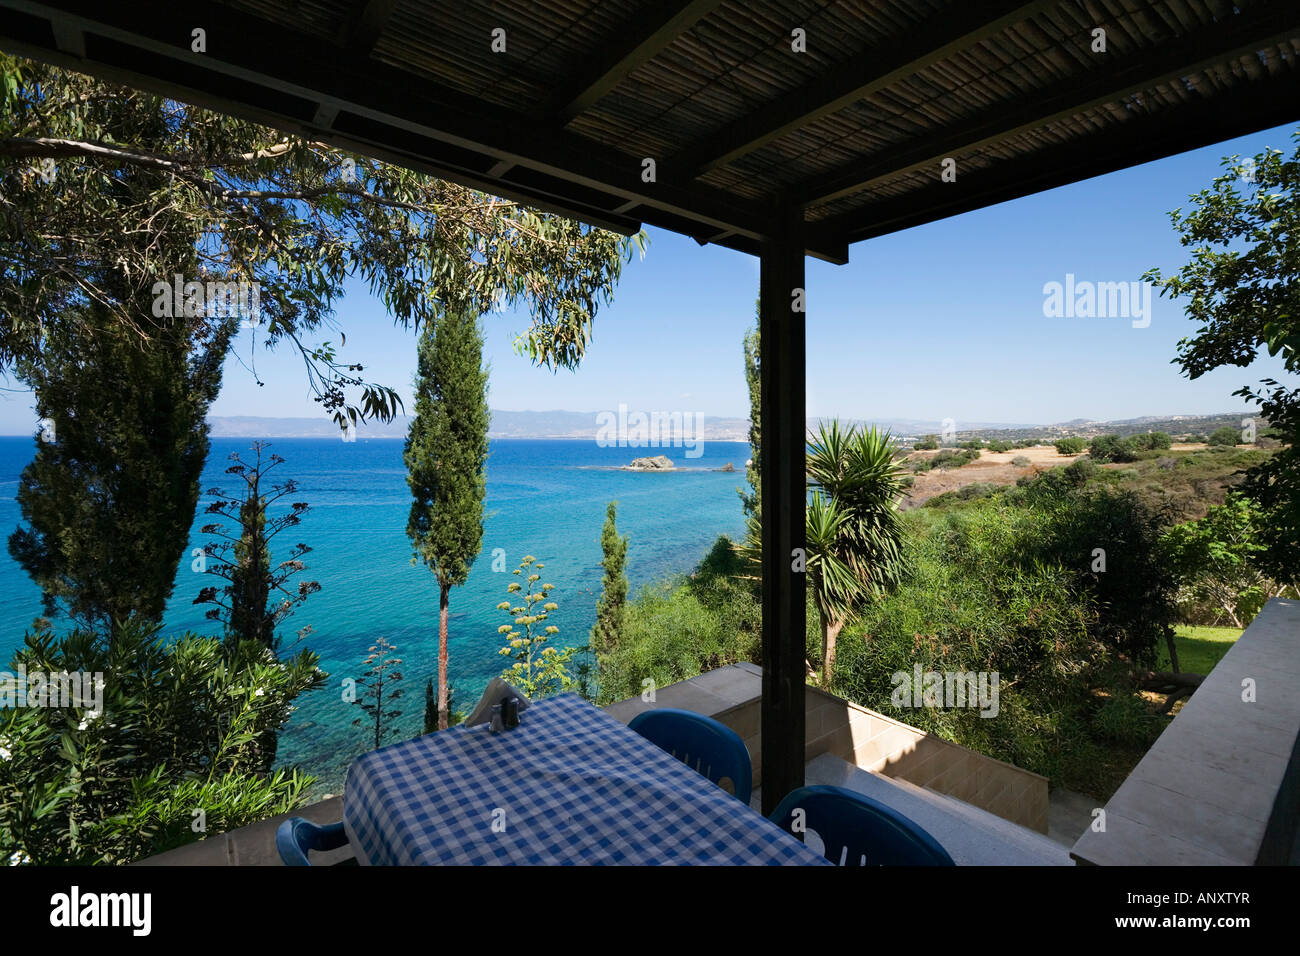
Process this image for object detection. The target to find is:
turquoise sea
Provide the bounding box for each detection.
[0,436,750,792]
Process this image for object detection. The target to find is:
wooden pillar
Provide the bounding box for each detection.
[758,205,806,815]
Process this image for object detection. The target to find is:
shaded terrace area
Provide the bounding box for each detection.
[3,0,1299,863]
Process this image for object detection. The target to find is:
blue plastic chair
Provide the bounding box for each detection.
[768,785,955,866]
[628,708,753,804]
[275,817,349,866]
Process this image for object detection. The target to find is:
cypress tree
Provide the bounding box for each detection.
[405,303,489,731]
[591,501,629,661]
[740,302,761,524]
[9,275,233,638]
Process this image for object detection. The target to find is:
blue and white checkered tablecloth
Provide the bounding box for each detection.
[343,693,830,865]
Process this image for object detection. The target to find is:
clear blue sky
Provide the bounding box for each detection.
[1,122,1294,434]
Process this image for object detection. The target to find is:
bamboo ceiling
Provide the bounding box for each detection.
[1,0,1298,263]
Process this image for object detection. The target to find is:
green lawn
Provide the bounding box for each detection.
[1158,624,1242,674]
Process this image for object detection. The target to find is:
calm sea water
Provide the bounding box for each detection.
[0,436,749,792]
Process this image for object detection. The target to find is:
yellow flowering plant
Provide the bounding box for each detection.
[495,555,578,699]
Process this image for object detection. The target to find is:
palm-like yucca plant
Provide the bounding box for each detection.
[806,421,908,687]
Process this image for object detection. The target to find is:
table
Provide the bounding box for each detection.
[343,693,830,865]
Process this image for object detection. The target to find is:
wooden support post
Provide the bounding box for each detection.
[759,205,806,815]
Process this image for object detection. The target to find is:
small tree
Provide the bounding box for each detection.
[914,435,939,450]
[806,422,908,687]
[353,637,404,751]
[496,556,577,698]
[1144,132,1300,580]
[194,443,319,651]
[590,502,629,662]
[1207,426,1242,447]
[1054,437,1086,455]
[1088,434,1137,463]
[1162,494,1297,629]
[405,303,490,730]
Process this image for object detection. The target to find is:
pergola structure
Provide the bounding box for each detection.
[3,0,1298,813]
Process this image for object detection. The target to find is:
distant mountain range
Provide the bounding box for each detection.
[202,409,1259,441]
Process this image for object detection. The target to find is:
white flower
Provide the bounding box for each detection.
[0,737,11,762]
[254,688,265,698]
[76,709,103,731]
[7,850,30,866]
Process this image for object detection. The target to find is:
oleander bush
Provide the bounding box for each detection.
[0,618,324,865]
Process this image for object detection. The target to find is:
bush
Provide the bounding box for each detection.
[0,619,325,864]
[1129,431,1172,452]
[1011,455,1031,467]
[834,499,1106,780]
[1088,434,1138,463]
[986,439,1013,453]
[923,483,1000,509]
[1064,457,1099,484]
[1016,439,1038,448]
[595,536,760,705]
[1093,694,1165,747]
[1207,426,1241,447]
[930,448,980,469]
[913,435,939,450]
[1054,437,1086,455]
[959,439,984,450]
[1019,481,1179,667]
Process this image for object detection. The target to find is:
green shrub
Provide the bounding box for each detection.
[1064,457,1098,484]
[1088,434,1138,463]
[1011,455,1031,467]
[986,439,1013,453]
[834,500,1104,779]
[595,536,760,705]
[930,448,979,469]
[923,483,1000,509]
[1093,694,1165,747]
[1054,437,1086,455]
[1129,431,1172,452]
[0,619,325,864]
[1207,426,1241,446]
[913,435,939,450]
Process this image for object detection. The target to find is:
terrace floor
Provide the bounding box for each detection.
[139,663,1065,866]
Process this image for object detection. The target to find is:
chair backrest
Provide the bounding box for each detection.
[275,817,348,866]
[627,708,753,804]
[768,785,955,866]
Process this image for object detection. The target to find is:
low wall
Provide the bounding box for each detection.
[606,662,1050,833]
[1072,597,1300,865]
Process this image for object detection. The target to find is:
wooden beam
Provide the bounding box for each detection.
[759,204,807,817]
[336,0,400,56]
[800,0,1300,207]
[0,0,855,257]
[809,66,1300,247]
[551,0,723,122]
[678,0,1058,178]
[49,16,82,56]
